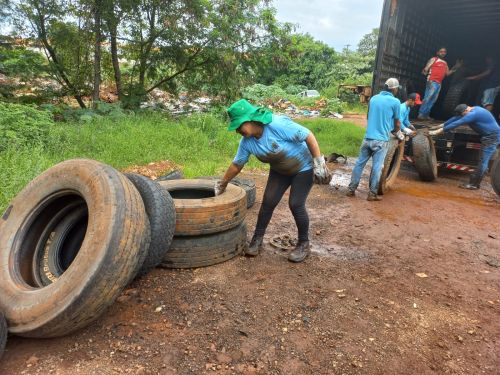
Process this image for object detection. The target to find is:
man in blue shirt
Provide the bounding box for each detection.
[347,78,402,201]
[429,104,500,189]
[400,93,422,137]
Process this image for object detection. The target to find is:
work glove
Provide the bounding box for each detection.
[394,130,405,142]
[428,128,444,136]
[429,123,445,131]
[214,179,229,196]
[313,156,331,184]
[402,127,414,135]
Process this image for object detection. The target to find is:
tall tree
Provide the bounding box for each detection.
[357,28,379,57]
[12,0,89,108]
[92,0,102,106]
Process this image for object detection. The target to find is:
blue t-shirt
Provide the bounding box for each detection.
[233,115,313,175]
[365,91,400,141]
[443,106,500,136]
[399,102,411,130]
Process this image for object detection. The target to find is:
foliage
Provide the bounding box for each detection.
[40,101,128,122]
[242,84,287,102]
[271,34,338,90]
[0,102,53,151]
[0,112,364,212]
[357,28,379,57]
[0,46,48,79]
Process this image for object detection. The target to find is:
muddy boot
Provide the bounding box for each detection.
[245,235,263,257]
[367,192,382,201]
[346,189,355,197]
[458,183,479,190]
[459,174,482,190]
[288,241,310,263]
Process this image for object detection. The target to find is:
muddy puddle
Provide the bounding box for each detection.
[311,242,374,261]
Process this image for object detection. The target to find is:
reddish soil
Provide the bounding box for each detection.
[341,114,367,128]
[1,164,499,375]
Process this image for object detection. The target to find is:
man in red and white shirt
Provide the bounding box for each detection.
[418,47,462,120]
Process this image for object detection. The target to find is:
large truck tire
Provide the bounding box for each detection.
[0,312,6,360]
[160,223,247,269]
[125,173,176,277]
[491,157,500,197]
[442,81,469,118]
[196,176,256,208]
[378,137,405,195]
[412,132,438,182]
[158,179,247,236]
[0,159,151,338]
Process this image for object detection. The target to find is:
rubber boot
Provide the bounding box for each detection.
[288,241,310,263]
[459,173,483,190]
[245,235,263,257]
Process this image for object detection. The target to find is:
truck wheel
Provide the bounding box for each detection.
[158,179,247,236]
[124,173,176,278]
[412,132,438,181]
[0,159,150,337]
[378,138,405,195]
[160,223,247,269]
[196,176,256,208]
[442,81,469,118]
[491,157,500,198]
[0,312,6,360]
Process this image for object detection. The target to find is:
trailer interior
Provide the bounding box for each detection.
[373,0,500,120]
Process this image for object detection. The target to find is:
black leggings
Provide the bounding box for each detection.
[254,169,314,242]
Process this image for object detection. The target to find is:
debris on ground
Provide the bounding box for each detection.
[140,89,212,115]
[122,160,181,180]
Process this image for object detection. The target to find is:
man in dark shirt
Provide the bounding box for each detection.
[429,104,500,189]
[467,57,500,112]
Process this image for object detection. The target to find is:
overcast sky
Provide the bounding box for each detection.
[273,0,385,51]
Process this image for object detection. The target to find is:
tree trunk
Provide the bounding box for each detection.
[92,0,102,107]
[35,7,86,108]
[109,23,123,100]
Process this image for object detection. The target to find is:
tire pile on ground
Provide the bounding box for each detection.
[158,179,249,269]
[0,159,252,345]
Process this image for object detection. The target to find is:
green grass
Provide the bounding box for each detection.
[0,113,364,212]
[344,102,368,115]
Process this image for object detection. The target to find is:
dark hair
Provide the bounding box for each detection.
[437,46,447,52]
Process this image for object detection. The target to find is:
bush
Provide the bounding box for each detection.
[321,98,346,115]
[41,102,128,122]
[0,102,53,151]
[242,84,287,103]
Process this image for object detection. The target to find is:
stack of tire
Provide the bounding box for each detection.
[0,159,176,340]
[158,179,250,269]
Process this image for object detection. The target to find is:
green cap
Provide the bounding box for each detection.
[227,99,273,131]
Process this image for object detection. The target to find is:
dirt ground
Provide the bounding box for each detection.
[1,162,499,375]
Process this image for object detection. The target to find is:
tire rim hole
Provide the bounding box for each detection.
[169,188,215,199]
[18,193,87,288]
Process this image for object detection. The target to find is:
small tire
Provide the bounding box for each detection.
[0,312,7,361]
[0,159,151,338]
[158,179,247,236]
[34,204,88,287]
[413,131,438,182]
[196,176,256,208]
[124,173,176,277]
[491,157,500,198]
[378,137,405,195]
[160,223,247,269]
